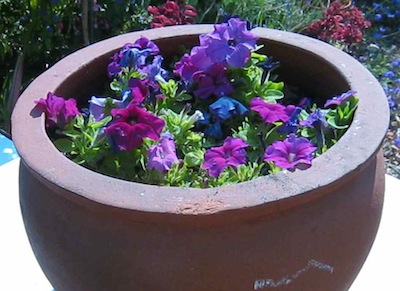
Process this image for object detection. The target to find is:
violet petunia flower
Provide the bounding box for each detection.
[139,55,168,84]
[324,90,357,107]
[174,46,213,81]
[299,109,328,128]
[300,109,330,149]
[202,137,248,177]
[250,97,292,123]
[34,92,80,128]
[264,133,317,171]
[107,36,160,77]
[147,133,179,172]
[119,47,153,69]
[105,103,165,151]
[89,90,132,121]
[201,18,258,67]
[278,105,302,134]
[193,63,234,99]
[209,96,248,120]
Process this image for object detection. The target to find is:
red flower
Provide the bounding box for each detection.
[306,1,370,45]
[147,0,197,28]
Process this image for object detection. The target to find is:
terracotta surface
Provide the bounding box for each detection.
[11,25,389,290]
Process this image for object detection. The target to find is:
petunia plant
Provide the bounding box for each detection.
[34,18,359,188]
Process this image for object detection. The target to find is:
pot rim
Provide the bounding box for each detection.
[11,25,389,216]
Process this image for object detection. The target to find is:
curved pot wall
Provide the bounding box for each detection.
[12,25,389,291]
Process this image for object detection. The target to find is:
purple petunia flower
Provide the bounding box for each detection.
[324,90,357,107]
[147,133,179,172]
[201,18,258,67]
[202,137,248,177]
[264,133,317,171]
[250,97,292,123]
[133,36,160,55]
[34,92,80,128]
[394,138,400,148]
[193,63,234,99]
[209,96,248,120]
[105,103,165,151]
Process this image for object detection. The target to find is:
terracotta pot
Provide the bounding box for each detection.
[11,25,389,291]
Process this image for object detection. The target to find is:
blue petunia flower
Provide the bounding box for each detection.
[209,96,248,121]
[197,113,223,139]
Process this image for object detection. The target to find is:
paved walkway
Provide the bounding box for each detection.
[1,133,399,290]
[0,133,18,166]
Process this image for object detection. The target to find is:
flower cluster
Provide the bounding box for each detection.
[147,0,196,28]
[381,57,400,111]
[362,1,400,41]
[34,18,359,188]
[306,1,371,46]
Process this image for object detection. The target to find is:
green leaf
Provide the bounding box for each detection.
[110,80,123,92]
[184,150,204,167]
[266,81,284,90]
[327,118,349,129]
[53,138,75,153]
[176,93,192,102]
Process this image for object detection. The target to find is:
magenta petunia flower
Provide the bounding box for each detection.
[202,137,248,177]
[201,18,258,67]
[128,78,150,105]
[34,92,80,128]
[264,133,317,171]
[105,103,165,151]
[147,133,179,172]
[324,90,357,107]
[250,97,292,123]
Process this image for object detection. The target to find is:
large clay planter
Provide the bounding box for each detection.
[11,25,389,291]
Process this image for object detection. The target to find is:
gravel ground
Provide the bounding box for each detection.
[383,117,400,180]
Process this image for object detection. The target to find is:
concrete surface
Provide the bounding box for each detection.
[1,158,399,290]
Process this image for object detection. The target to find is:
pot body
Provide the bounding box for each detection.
[12,26,389,291]
[19,153,384,291]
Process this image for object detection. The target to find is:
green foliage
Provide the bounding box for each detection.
[54,115,112,166]
[216,0,327,32]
